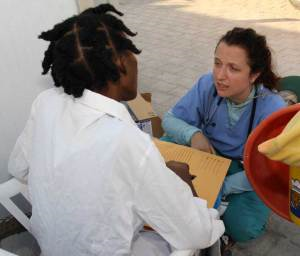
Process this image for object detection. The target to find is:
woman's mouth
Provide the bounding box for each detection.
[216,82,229,91]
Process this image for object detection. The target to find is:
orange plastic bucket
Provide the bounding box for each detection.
[244,104,300,221]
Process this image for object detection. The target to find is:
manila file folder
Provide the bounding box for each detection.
[154,139,231,208]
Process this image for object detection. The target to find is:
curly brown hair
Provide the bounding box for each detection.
[217,27,279,90]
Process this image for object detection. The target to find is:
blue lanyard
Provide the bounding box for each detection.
[247,88,257,136]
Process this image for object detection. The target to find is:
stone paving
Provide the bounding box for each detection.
[2,0,300,255]
[117,0,300,117]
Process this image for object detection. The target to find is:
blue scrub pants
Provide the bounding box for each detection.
[222,160,270,242]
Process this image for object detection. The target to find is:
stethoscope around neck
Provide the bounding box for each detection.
[204,85,258,137]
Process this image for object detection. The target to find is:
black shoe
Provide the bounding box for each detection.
[200,239,221,256]
[200,248,210,256]
[221,235,235,256]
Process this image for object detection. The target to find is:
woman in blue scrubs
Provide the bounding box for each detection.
[162,27,286,249]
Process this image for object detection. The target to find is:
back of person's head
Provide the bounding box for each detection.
[217,27,279,90]
[39,4,141,98]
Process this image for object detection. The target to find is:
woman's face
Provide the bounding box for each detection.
[213,42,260,104]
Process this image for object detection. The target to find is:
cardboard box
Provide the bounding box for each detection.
[125,93,164,138]
[154,139,231,208]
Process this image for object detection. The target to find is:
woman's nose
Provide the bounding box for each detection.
[216,66,227,80]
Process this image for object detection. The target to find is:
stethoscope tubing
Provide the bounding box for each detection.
[203,86,258,161]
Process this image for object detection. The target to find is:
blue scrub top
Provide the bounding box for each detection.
[171,73,286,160]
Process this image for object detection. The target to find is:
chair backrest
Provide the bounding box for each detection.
[278,76,300,103]
[0,178,30,231]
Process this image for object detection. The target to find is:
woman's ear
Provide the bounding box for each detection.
[250,72,261,84]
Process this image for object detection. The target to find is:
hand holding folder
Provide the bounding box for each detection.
[154,139,231,208]
[166,161,198,197]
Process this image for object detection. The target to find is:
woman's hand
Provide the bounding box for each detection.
[191,132,215,154]
[166,161,198,197]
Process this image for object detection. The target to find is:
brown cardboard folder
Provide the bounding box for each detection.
[153,139,231,208]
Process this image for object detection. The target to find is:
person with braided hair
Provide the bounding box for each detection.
[8,4,224,256]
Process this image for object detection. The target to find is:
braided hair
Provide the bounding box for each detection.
[39,4,141,98]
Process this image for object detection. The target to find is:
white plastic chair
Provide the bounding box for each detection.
[0,248,19,256]
[0,178,199,256]
[0,178,30,231]
[0,178,30,256]
[170,250,198,256]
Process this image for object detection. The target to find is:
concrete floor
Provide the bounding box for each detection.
[1,0,300,255]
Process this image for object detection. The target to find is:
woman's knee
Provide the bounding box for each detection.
[224,219,267,242]
[222,192,270,242]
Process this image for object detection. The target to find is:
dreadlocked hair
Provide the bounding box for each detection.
[38,4,141,98]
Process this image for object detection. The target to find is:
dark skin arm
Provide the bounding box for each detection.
[166,161,198,197]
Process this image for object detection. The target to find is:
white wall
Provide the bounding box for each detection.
[0,1,78,183]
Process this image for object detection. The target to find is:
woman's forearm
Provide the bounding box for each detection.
[162,111,201,145]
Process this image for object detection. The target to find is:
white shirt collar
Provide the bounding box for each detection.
[76,89,136,126]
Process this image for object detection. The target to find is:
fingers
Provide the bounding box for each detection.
[209,145,216,155]
[191,174,197,180]
[166,161,189,172]
[191,132,213,153]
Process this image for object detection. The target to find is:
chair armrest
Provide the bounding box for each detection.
[170,249,197,256]
[0,248,19,255]
[0,178,27,200]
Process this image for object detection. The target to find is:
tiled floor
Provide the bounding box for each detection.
[2,0,300,255]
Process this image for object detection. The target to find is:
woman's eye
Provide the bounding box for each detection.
[230,66,240,72]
